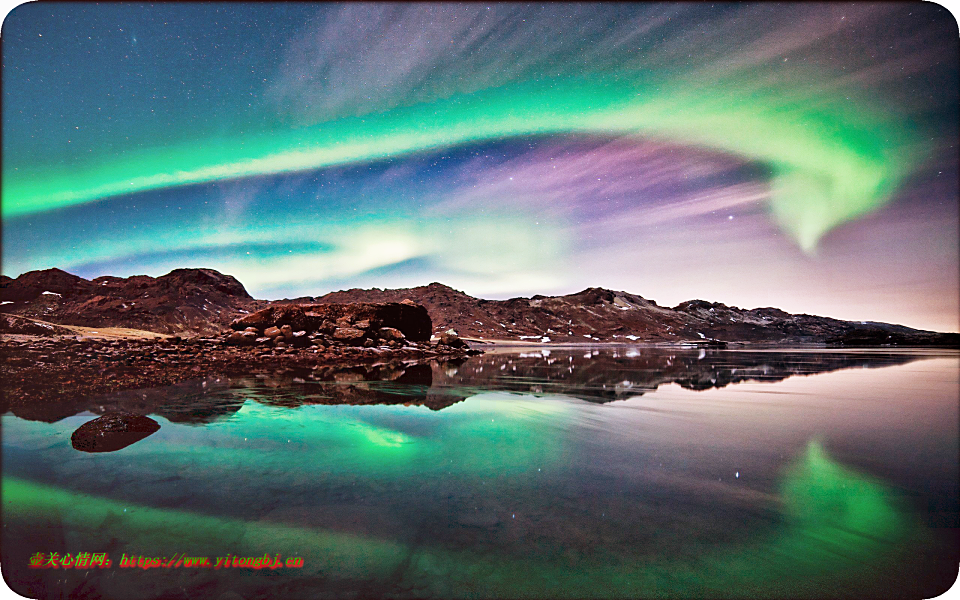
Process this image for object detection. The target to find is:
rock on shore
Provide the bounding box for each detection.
[229,302,432,343]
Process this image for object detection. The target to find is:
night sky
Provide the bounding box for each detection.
[3,3,958,331]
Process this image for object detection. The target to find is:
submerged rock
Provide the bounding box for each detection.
[71,412,160,453]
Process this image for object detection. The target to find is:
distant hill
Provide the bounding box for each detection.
[295,283,957,347]
[1,269,956,346]
[1,268,265,335]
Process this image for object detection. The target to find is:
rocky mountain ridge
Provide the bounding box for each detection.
[1,268,956,346]
[301,283,958,347]
[1,268,266,335]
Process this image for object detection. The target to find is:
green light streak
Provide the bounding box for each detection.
[3,76,918,250]
[0,395,567,481]
[2,440,926,598]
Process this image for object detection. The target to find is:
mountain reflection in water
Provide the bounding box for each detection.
[7,348,935,425]
[2,347,956,599]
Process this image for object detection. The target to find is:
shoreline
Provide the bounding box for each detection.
[463,336,959,351]
[0,334,477,409]
[2,332,955,410]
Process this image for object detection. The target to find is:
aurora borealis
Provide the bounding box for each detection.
[0,440,921,598]
[3,3,958,331]
[6,351,958,598]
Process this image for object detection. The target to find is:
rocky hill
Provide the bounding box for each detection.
[1,269,956,346]
[297,283,958,347]
[0,268,264,335]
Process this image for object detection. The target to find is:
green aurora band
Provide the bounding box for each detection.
[3,75,919,252]
[2,441,923,598]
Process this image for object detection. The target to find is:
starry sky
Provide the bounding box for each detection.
[3,3,958,331]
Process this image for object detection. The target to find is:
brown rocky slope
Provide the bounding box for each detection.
[299,283,959,347]
[1,268,266,335]
[1,269,956,346]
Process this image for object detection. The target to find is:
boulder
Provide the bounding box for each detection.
[438,332,467,349]
[226,331,254,346]
[231,302,432,341]
[333,327,366,344]
[264,326,282,339]
[231,304,311,331]
[291,330,310,347]
[378,327,405,342]
[280,324,294,339]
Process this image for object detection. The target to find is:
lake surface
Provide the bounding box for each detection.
[3,347,958,599]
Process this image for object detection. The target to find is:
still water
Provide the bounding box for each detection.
[3,347,958,599]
